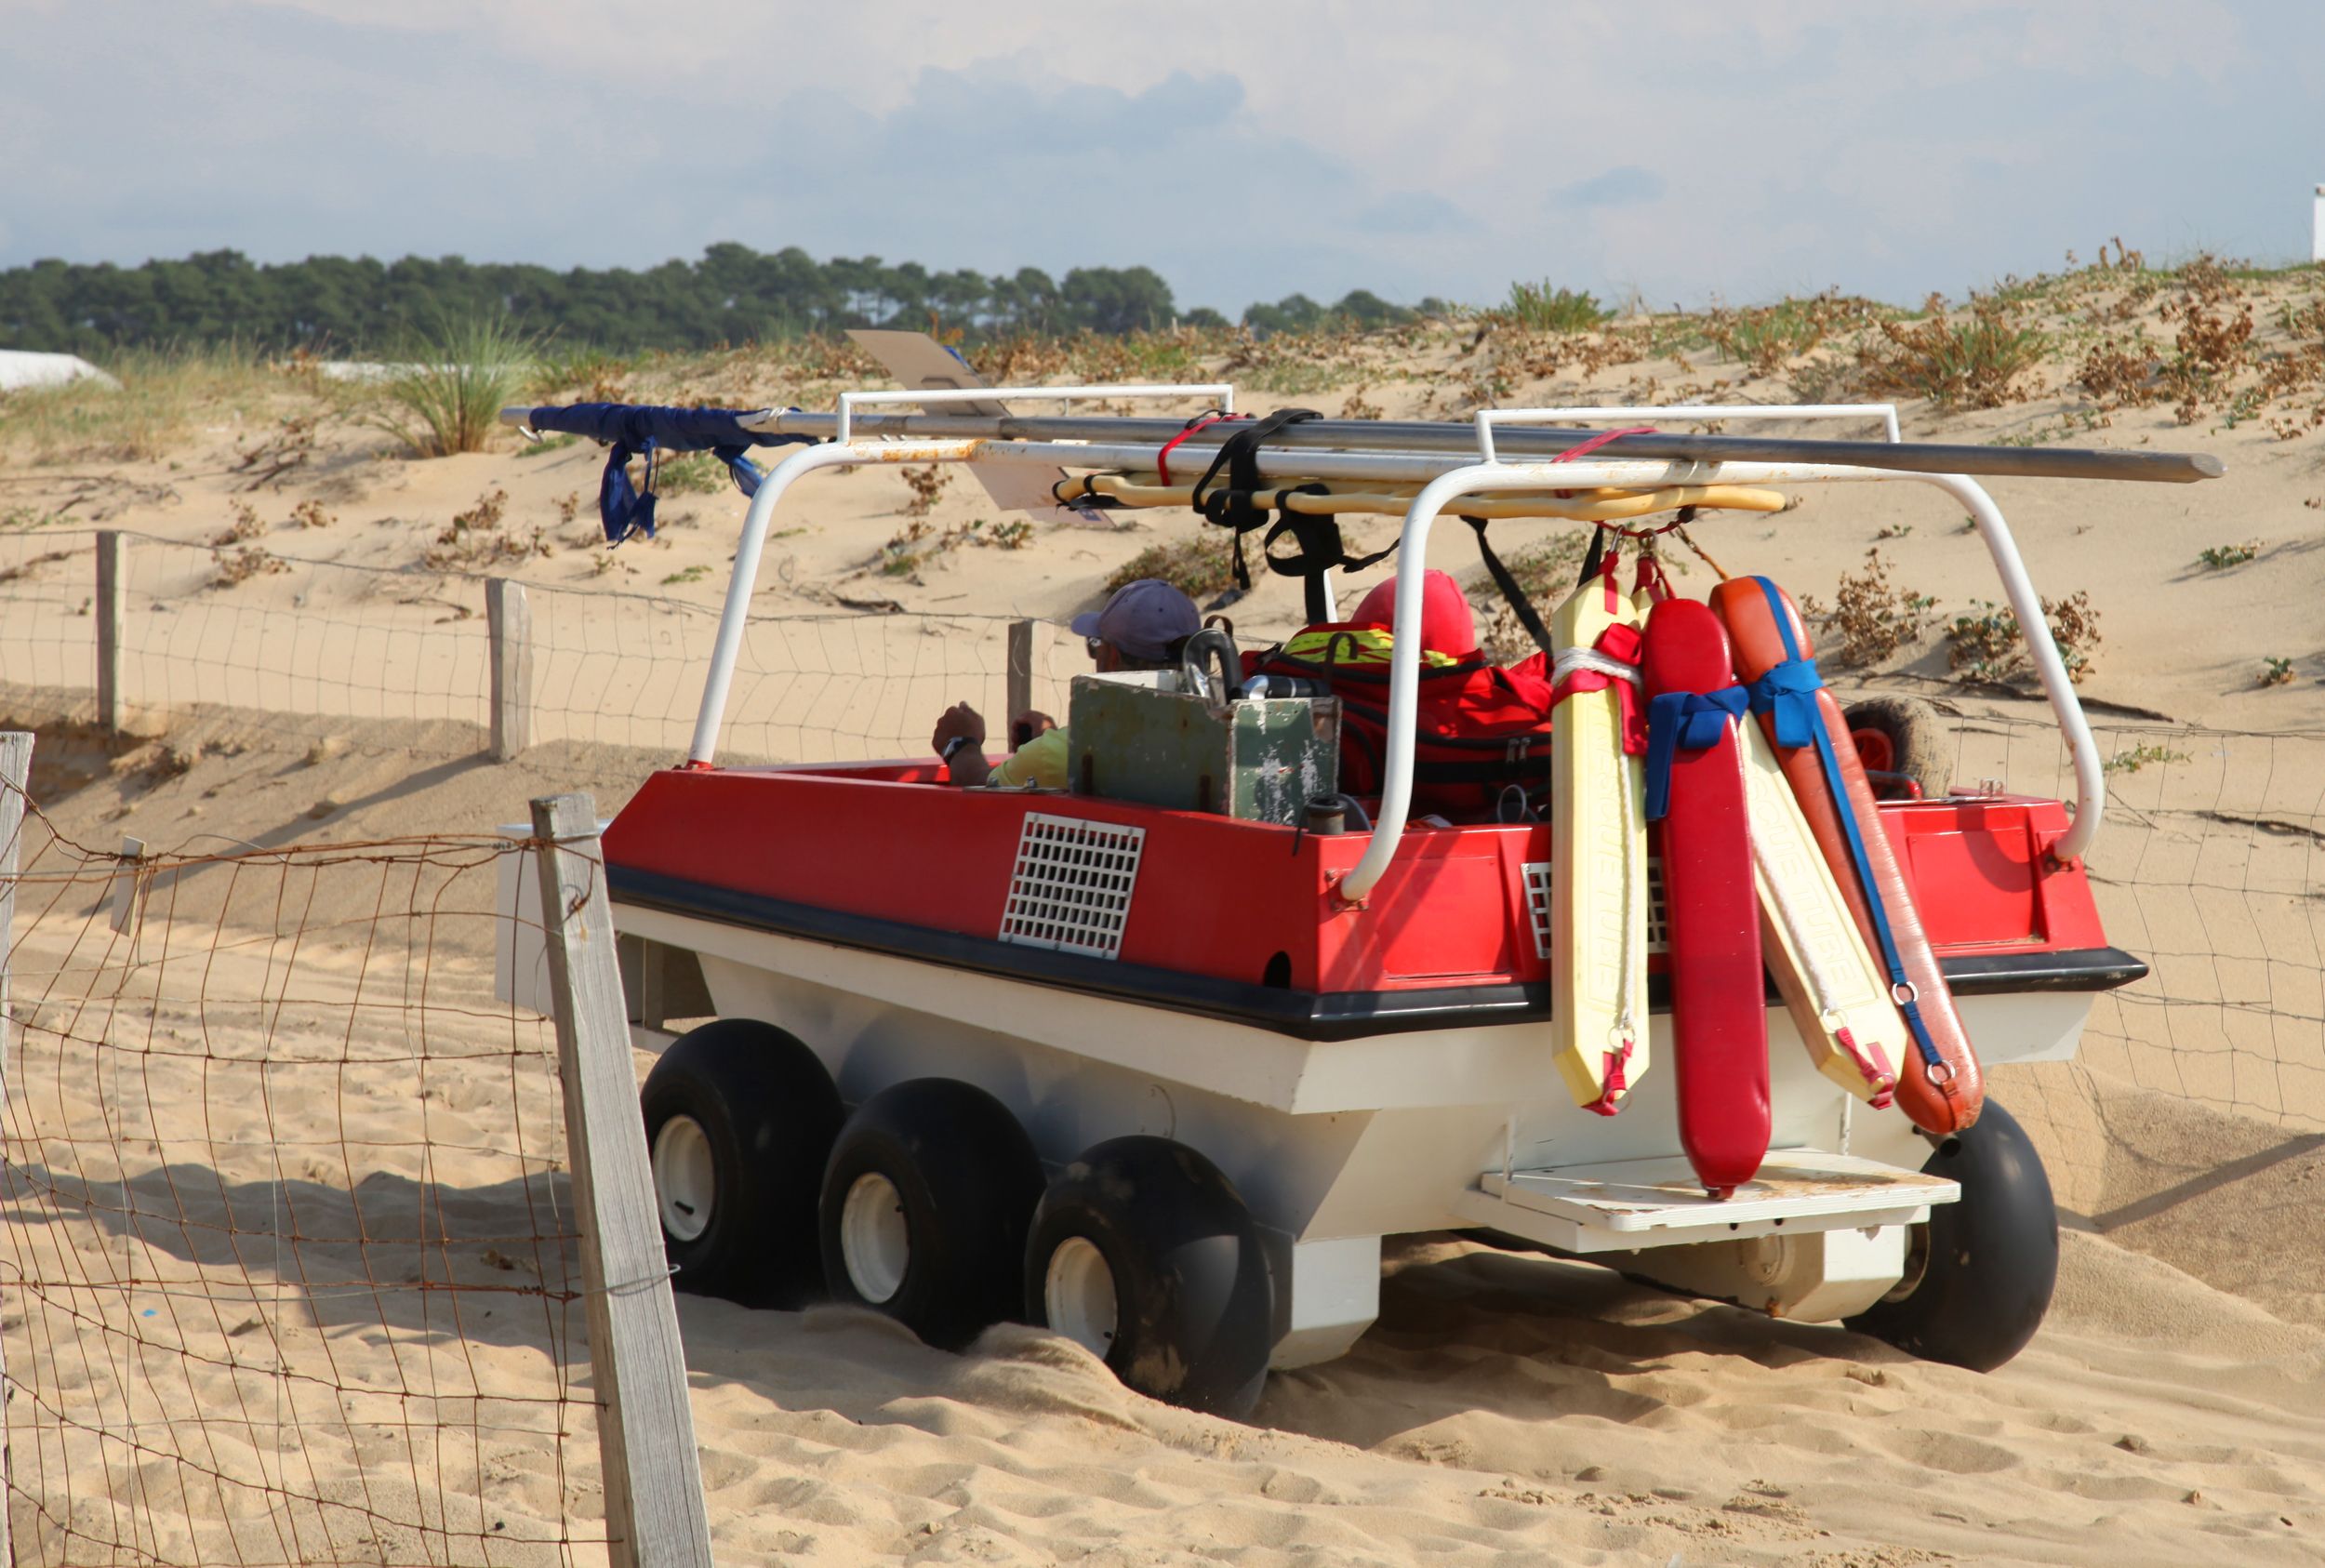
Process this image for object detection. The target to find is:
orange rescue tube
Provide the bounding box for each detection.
[1709,576,1985,1134]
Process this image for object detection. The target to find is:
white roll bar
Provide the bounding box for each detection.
[673,410,2106,882]
[1335,462,2105,902]
[687,437,986,766]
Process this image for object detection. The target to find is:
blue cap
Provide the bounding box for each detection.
[1070,578,1202,661]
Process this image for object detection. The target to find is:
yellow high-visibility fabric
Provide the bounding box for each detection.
[1282,625,1461,669]
[992,726,1070,789]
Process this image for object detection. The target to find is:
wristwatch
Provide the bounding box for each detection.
[940,734,973,763]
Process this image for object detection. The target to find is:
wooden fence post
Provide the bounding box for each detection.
[0,729,32,1568]
[488,578,534,762]
[1006,618,1052,732]
[530,793,712,1568]
[96,532,126,735]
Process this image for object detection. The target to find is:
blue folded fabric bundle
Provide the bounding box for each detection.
[518,403,816,544]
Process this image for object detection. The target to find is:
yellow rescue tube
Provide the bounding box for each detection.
[1737,721,1905,1107]
[1546,561,1651,1113]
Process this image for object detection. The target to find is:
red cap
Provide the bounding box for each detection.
[1350,569,1478,658]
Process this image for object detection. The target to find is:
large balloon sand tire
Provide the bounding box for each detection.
[641,1018,843,1308]
[819,1078,1045,1350]
[1844,1100,2057,1372]
[1842,695,1952,802]
[1025,1136,1275,1420]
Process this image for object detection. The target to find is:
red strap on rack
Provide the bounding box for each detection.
[1157,412,1243,486]
[1553,424,1658,464]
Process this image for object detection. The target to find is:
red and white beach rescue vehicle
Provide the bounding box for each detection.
[497,357,2211,1417]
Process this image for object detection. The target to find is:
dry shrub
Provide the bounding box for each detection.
[874,514,1032,578]
[288,498,333,529]
[1704,292,1880,376]
[650,452,728,496]
[1946,592,2101,684]
[210,499,266,547]
[1809,547,1937,667]
[423,487,546,570]
[1858,295,2045,408]
[902,465,951,518]
[210,546,287,589]
[232,414,317,490]
[1105,529,1240,602]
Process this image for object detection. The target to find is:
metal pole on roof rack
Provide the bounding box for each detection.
[736,409,2222,485]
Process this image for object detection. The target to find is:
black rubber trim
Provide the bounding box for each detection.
[1933,945,2147,995]
[607,867,2146,1042]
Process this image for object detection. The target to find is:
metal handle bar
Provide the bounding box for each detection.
[1475,404,1900,461]
[737,407,2220,485]
[835,383,1231,444]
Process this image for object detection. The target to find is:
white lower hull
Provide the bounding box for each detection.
[577,899,2092,1354]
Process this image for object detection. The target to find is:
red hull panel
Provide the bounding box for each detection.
[597,759,2117,1013]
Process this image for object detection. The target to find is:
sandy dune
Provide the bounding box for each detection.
[5,284,2325,1563]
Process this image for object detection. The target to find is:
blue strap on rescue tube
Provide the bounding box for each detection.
[1643,685,1748,821]
[1742,575,1945,1070]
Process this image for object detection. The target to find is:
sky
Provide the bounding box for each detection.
[6,0,2324,315]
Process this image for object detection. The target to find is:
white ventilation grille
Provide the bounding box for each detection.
[1523,859,1670,960]
[1000,813,1147,961]
[1523,862,1555,959]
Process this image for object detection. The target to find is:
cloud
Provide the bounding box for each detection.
[1355,193,1470,236]
[3,0,2319,315]
[1552,166,1667,212]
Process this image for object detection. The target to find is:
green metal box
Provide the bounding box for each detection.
[1067,675,1341,824]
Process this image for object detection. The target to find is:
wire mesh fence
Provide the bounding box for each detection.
[0,776,610,1565]
[0,529,1083,765]
[115,534,496,751]
[1926,705,2325,1210]
[0,529,98,703]
[524,585,1079,762]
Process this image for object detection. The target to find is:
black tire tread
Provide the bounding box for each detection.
[1844,1099,2057,1372]
[1024,1135,1274,1419]
[639,1017,843,1309]
[1842,694,1952,801]
[818,1078,1044,1351]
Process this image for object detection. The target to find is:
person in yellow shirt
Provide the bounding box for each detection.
[931,578,1202,788]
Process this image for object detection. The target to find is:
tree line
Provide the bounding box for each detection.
[0,244,1435,356]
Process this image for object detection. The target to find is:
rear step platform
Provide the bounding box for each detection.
[1455,1149,1958,1254]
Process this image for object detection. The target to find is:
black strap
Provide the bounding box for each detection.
[1260,492,1402,622]
[1463,515,1559,658]
[1190,409,1339,616]
[1050,475,1121,510]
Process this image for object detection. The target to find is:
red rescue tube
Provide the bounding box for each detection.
[1709,577,1985,1135]
[1641,599,1770,1197]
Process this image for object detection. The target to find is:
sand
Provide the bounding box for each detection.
[4,300,2325,1563]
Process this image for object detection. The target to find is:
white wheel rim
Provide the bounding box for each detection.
[839,1172,910,1303]
[651,1115,715,1243]
[1043,1236,1118,1358]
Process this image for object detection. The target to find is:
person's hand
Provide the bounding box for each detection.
[1009,710,1056,749]
[932,701,986,756]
